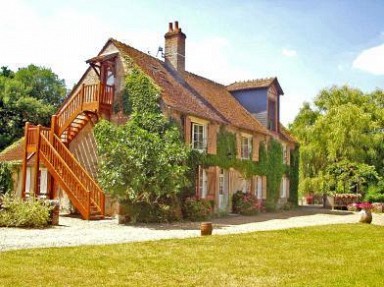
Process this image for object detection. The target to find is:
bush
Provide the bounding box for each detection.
[119,195,182,224]
[365,183,384,203]
[182,197,213,221]
[232,191,262,215]
[0,194,50,228]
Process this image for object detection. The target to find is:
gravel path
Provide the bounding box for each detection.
[1,206,383,252]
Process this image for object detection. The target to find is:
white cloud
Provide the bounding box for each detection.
[187,37,253,84]
[352,44,384,75]
[282,48,297,57]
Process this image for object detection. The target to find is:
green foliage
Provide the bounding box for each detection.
[94,67,189,215]
[325,160,379,194]
[119,195,182,223]
[13,64,66,108]
[232,191,262,215]
[182,197,213,221]
[0,65,66,151]
[0,194,50,228]
[263,140,286,208]
[0,162,13,195]
[288,147,299,205]
[290,85,384,196]
[365,182,384,203]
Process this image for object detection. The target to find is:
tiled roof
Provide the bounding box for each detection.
[110,39,226,124]
[227,77,284,95]
[0,138,24,163]
[109,39,268,134]
[279,124,297,143]
[183,72,269,134]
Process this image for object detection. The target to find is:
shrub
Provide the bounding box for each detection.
[0,194,50,228]
[0,162,13,195]
[365,183,384,203]
[232,191,262,215]
[119,195,182,224]
[182,197,213,221]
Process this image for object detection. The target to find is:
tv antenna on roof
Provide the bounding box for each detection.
[156,46,164,58]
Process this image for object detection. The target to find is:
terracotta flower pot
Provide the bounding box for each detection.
[201,222,213,236]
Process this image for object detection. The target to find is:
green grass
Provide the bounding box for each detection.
[0,224,383,286]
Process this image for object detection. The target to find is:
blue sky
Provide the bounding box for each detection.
[1,0,383,124]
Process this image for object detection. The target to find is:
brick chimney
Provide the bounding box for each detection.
[164,21,186,73]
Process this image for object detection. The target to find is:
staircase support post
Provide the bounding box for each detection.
[21,122,30,199]
[33,125,42,197]
[50,115,58,199]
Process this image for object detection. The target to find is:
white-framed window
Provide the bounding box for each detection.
[198,166,208,199]
[280,176,288,198]
[283,144,288,164]
[192,123,207,152]
[255,176,263,200]
[240,178,251,194]
[241,136,252,159]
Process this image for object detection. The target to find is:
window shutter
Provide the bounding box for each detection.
[252,136,260,161]
[207,124,217,155]
[184,116,191,146]
[262,176,267,199]
[207,166,217,200]
[236,133,241,159]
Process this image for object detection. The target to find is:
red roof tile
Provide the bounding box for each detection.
[183,72,269,134]
[227,77,284,95]
[110,39,226,124]
[279,124,297,143]
[109,39,268,134]
[0,138,24,163]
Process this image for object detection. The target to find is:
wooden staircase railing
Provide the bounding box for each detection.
[25,125,105,219]
[55,83,113,136]
[22,83,113,220]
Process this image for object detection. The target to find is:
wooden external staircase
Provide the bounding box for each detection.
[22,83,113,219]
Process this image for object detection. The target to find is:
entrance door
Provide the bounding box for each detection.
[218,169,229,211]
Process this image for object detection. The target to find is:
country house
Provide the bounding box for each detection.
[0,21,297,219]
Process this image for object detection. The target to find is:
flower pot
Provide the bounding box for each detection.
[201,222,213,236]
[359,209,372,224]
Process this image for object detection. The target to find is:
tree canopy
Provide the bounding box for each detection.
[289,85,384,196]
[0,65,66,151]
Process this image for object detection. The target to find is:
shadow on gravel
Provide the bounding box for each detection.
[133,206,354,231]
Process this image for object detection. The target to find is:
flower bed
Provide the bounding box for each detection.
[232,191,263,215]
[326,194,362,210]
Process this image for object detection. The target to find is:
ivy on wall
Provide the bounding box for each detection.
[188,126,295,208]
[94,67,189,206]
[289,146,300,206]
[0,162,13,195]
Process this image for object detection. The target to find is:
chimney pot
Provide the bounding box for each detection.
[164,21,186,73]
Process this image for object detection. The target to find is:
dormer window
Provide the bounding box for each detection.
[268,99,276,131]
[241,134,252,159]
[192,122,207,152]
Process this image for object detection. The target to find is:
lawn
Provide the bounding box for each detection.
[0,224,383,286]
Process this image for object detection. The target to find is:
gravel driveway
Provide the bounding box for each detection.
[1,206,383,252]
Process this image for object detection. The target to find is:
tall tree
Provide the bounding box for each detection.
[290,85,384,195]
[0,66,66,151]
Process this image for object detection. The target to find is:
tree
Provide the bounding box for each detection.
[0,66,66,151]
[94,68,189,204]
[290,85,384,196]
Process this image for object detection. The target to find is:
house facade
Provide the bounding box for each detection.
[0,21,297,219]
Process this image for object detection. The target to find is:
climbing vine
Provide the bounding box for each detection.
[289,146,300,206]
[187,125,294,208]
[0,162,13,195]
[94,67,189,210]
